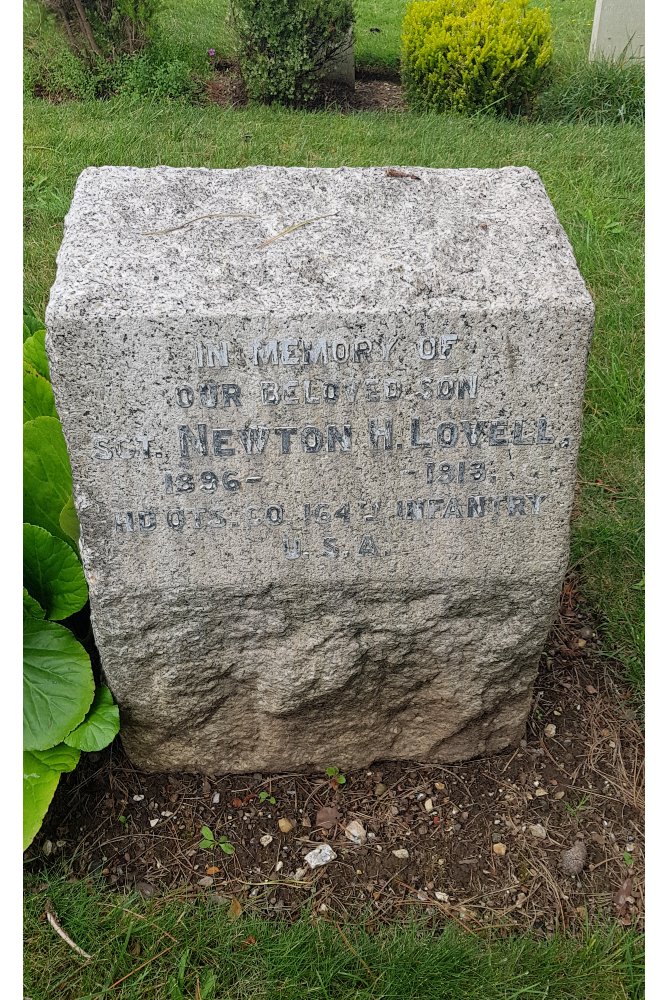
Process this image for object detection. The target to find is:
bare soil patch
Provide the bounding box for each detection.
[205,68,407,113]
[28,579,643,933]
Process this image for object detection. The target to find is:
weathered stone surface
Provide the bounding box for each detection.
[589,0,644,61]
[320,27,355,90]
[46,165,593,773]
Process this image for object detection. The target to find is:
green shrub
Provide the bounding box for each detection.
[401,0,552,115]
[26,42,203,102]
[230,0,355,107]
[537,55,644,125]
[23,306,120,851]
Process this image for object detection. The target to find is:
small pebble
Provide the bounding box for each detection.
[278,818,294,834]
[293,867,308,880]
[529,824,547,839]
[435,891,449,902]
[392,848,409,859]
[137,881,157,899]
[544,724,557,738]
[132,795,145,802]
[259,834,273,847]
[212,792,220,804]
[344,820,367,846]
[374,783,387,796]
[492,843,507,856]
[275,860,284,872]
[560,841,587,876]
[534,788,548,797]
[198,876,214,887]
[434,781,445,791]
[424,798,434,813]
[304,844,337,869]
[149,818,159,828]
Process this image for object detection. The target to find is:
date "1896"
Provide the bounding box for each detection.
[164,470,243,494]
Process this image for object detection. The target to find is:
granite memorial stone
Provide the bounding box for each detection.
[46,165,594,773]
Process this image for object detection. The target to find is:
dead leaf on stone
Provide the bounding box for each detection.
[229,897,243,920]
[315,805,341,830]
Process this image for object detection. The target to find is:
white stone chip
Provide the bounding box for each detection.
[344,820,367,845]
[304,844,337,869]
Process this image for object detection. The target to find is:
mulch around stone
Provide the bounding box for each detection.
[27,579,643,934]
[205,68,407,113]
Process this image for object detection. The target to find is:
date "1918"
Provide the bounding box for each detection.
[425,461,486,484]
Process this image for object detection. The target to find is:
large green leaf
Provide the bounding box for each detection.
[23,329,50,380]
[23,417,74,546]
[23,751,60,850]
[59,496,81,546]
[23,305,44,338]
[65,685,120,752]
[31,743,81,773]
[23,523,87,621]
[23,618,94,752]
[23,587,45,620]
[23,363,57,422]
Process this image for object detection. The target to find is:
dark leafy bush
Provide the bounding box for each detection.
[26,41,202,102]
[401,0,552,115]
[230,0,355,107]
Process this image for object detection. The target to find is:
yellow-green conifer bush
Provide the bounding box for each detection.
[401,0,552,115]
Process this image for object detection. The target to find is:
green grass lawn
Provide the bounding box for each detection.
[23,874,643,1000]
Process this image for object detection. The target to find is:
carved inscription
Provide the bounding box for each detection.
[98,331,569,561]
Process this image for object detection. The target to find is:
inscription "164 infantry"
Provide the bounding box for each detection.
[112,491,549,559]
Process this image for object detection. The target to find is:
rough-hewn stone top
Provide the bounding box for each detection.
[47,165,592,323]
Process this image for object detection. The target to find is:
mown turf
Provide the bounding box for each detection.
[23,99,644,685]
[23,874,644,1000]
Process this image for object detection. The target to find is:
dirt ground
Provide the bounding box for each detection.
[206,68,407,113]
[27,579,644,934]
